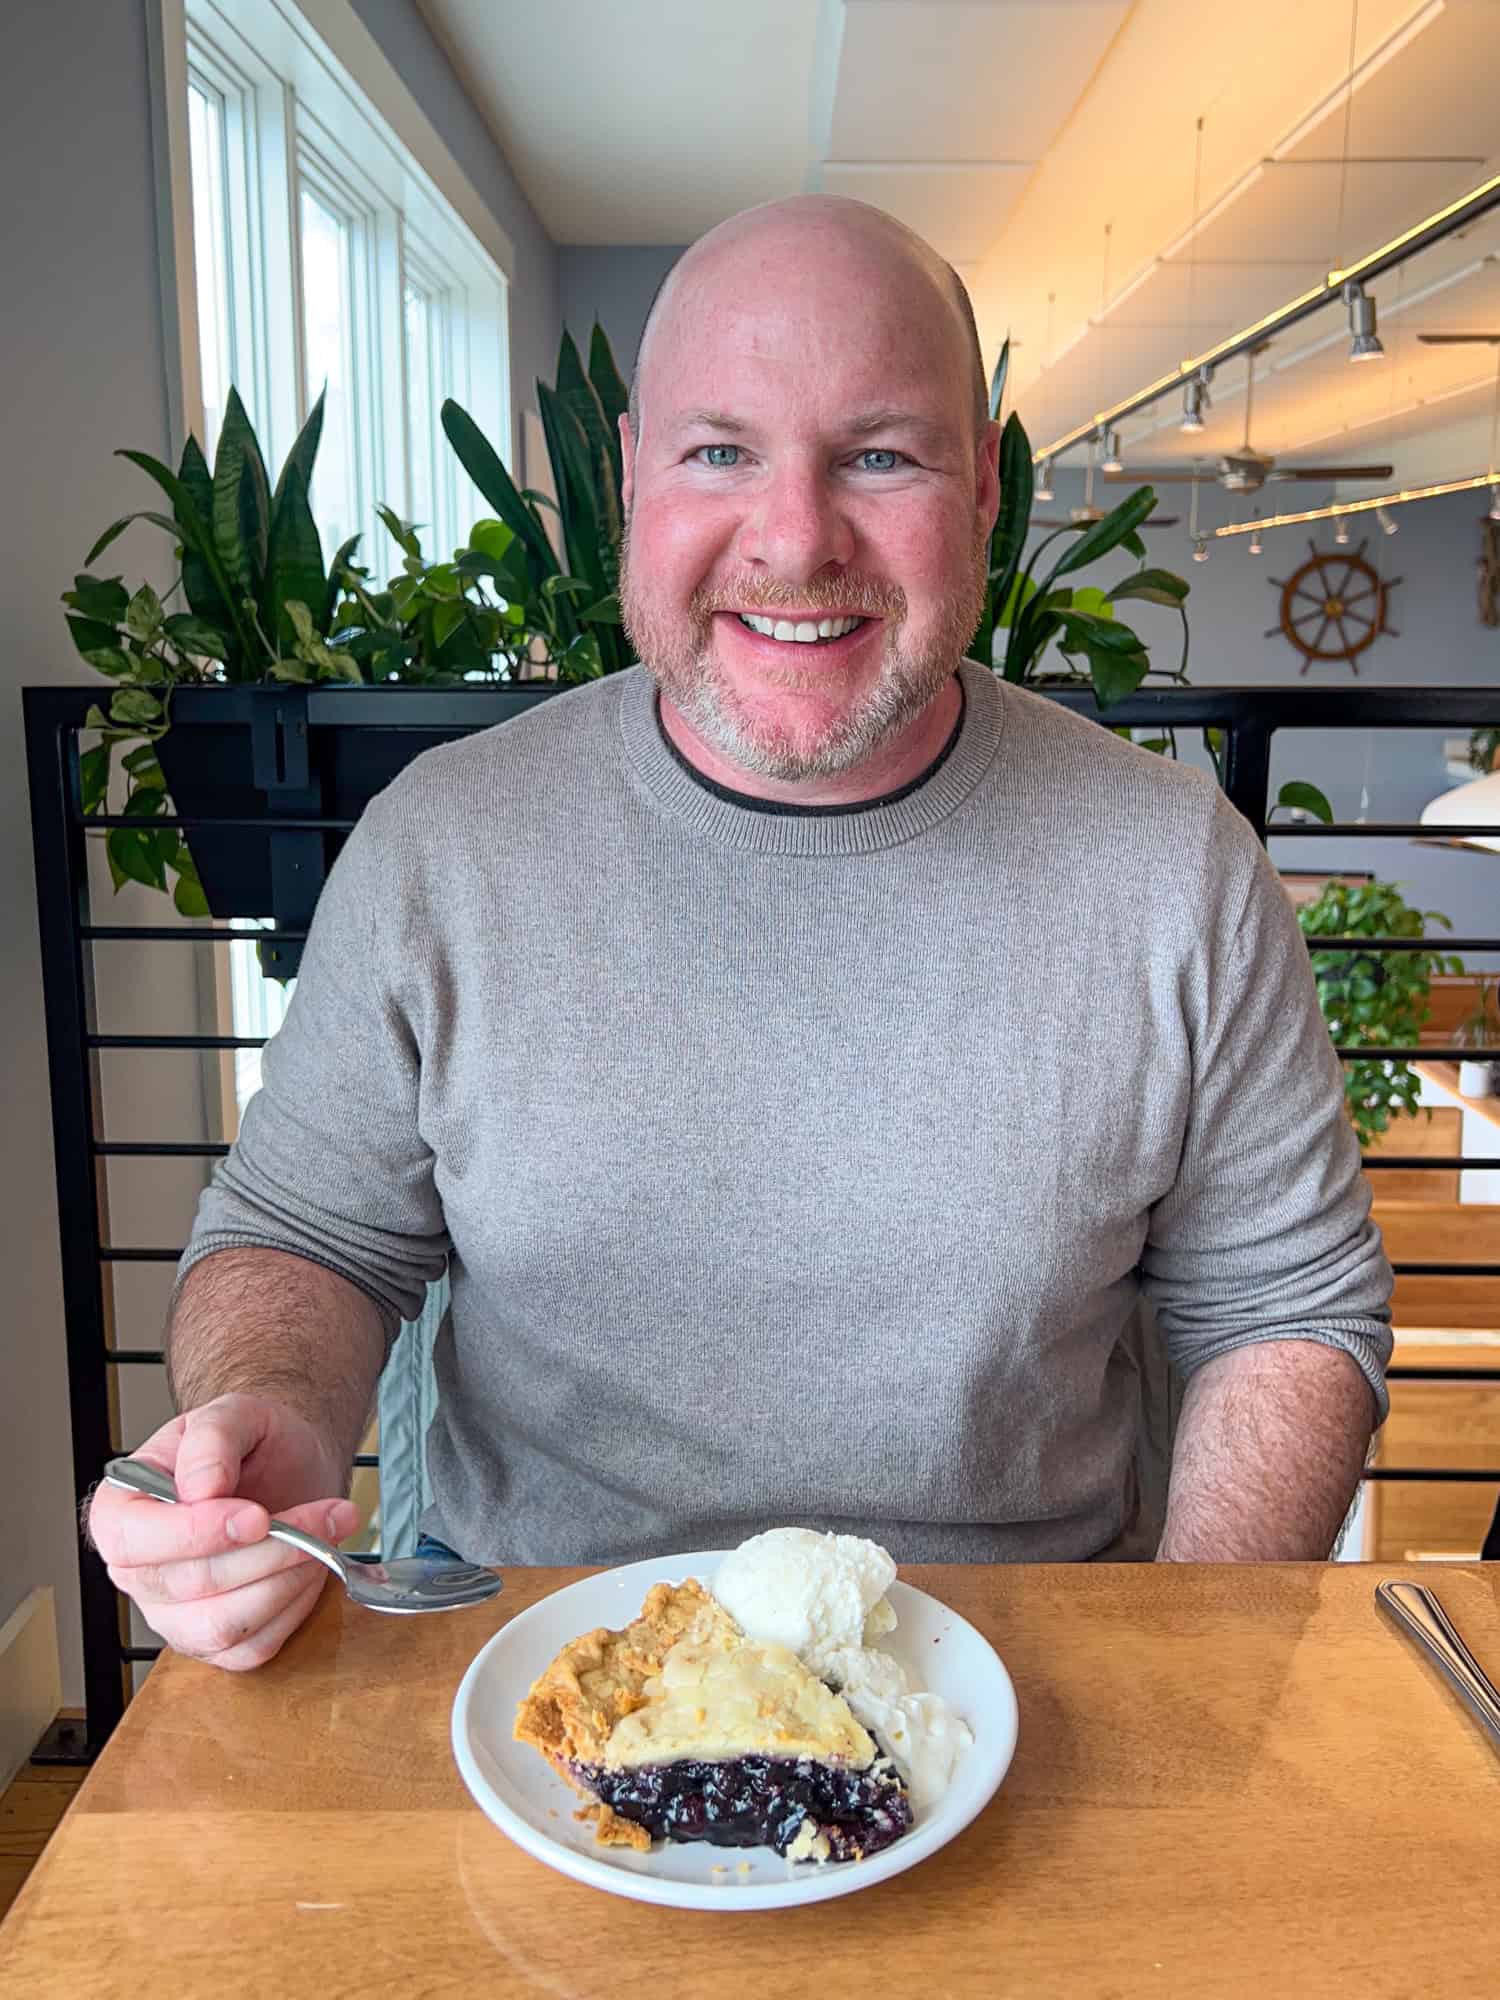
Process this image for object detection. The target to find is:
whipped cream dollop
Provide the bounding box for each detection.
[711,1526,973,1812]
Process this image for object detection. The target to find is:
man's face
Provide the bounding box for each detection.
[618,228,999,782]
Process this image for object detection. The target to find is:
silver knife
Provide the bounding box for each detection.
[1375,1579,1500,1754]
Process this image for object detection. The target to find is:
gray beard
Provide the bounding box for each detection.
[619,530,985,783]
[659,630,957,782]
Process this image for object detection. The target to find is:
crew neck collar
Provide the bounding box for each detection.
[618,659,1005,855]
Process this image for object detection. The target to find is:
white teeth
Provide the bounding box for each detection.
[736,613,864,643]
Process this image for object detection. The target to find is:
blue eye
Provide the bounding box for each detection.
[859,449,903,472]
[699,444,740,468]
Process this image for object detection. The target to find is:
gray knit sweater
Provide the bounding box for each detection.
[179,661,1393,1564]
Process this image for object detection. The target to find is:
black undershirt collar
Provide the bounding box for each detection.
[657,680,967,817]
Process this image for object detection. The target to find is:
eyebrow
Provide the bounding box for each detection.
[665,408,958,447]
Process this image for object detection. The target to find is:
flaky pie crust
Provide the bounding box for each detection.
[514,1578,739,1848]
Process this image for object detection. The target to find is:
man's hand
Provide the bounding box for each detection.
[87,1393,363,1671]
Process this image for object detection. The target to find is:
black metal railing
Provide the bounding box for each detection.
[23,680,1500,1758]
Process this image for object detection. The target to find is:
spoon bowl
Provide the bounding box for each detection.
[104,1455,503,1614]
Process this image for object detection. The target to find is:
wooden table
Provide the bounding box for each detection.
[3,1562,1499,1997]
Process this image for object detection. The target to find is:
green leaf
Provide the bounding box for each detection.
[441,400,558,584]
[588,321,629,475]
[556,329,622,553]
[66,613,123,658]
[432,599,466,650]
[110,688,163,726]
[268,657,313,682]
[81,646,136,678]
[1068,587,1114,619]
[1107,566,1190,609]
[1059,609,1143,654]
[989,414,1034,600]
[121,744,165,783]
[285,600,316,647]
[537,381,607,600]
[323,533,363,630]
[83,704,113,733]
[124,584,164,641]
[211,387,272,605]
[79,743,111,814]
[107,825,167,893]
[83,514,181,566]
[468,518,515,563]
[1087,648,1152,708]
[993,572,1037,630]
[1052,488,1158,579]
[172,864,210,918]
[272,388,325,517]
[988,336,1010,422]
[175,434,232,638]
[580,593,622,623]
[376,505,423,560]
[262,459,326,656]
[66,574,131,623]
[162,613,230,658]
[1276,780,1334,825]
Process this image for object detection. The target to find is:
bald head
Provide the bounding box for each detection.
[628,196,989,446]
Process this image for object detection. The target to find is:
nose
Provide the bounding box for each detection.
[734,456,855,584]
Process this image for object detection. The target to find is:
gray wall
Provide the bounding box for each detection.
[559,245,686,383]
[3,0,560,1707]
[1028,473,1500,944]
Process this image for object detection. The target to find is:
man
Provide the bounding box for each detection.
[89,197,1391,1671]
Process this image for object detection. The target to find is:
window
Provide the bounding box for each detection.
[161,0,515,1120]
[177,0,511,570]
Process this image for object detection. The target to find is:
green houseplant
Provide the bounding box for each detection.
[1296,877,1464,1148]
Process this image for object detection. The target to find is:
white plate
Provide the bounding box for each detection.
[450,1550,1018,1911]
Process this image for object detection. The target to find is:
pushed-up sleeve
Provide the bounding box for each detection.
[1140,793,1394,1421]
[177,796,451,1347]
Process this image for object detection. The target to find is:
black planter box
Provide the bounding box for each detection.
[152,683,561,973]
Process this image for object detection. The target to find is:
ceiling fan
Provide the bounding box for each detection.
[1101,344,1393,496]
[1036,439,1179,527]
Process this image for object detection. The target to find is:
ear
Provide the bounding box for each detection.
[620,413,636,512]
[977,417,1001,537]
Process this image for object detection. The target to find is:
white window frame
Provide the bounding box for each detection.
[145,0,516,1137]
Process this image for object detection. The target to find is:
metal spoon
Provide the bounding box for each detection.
[104,1455,503,1615]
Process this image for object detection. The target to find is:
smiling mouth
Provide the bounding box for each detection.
[732,612,870,646]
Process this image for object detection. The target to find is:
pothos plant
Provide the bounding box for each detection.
[1296,877,1464,1149]
[61,387,539,910]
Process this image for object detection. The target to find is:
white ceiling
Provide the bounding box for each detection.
[418,0,1500,491]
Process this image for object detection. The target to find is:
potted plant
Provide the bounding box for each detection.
[1456,975,1498,1098]
[1296,877,1465,1148]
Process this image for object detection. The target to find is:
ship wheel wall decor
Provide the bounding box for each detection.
[1265,538,1400,673]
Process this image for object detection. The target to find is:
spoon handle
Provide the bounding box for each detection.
[1375,1579,1500,1755]
[103,1456,349,1583]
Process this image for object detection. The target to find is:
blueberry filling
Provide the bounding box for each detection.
[569,1753,913,1861]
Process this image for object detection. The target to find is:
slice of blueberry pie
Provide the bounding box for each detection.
[513,1578,913,1862]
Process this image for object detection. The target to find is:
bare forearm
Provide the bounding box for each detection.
[1157,1339,1377,1562]
[165,1248,387,1483]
